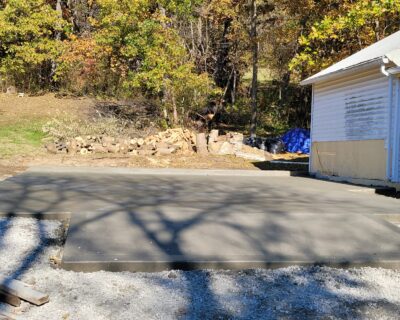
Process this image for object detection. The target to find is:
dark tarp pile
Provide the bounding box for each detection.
[245,128,311,155]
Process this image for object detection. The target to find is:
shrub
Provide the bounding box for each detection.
[42,113,154,141]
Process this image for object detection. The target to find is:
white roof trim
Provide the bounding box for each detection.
[301,58,383,85]
[301,30,400,85]
[386,49,400,67]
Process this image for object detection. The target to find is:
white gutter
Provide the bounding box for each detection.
[381,57,390,76]
[387,66,400,74]
[300,59,382,86]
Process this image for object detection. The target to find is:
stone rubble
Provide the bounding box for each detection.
[45,128,273,161]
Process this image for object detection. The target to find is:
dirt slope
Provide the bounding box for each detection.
[0,93,94,125]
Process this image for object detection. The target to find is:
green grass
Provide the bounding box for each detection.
[0,121,47,157]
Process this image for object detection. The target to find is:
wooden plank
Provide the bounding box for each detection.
[0,289,21,307]
[0,276,49,306]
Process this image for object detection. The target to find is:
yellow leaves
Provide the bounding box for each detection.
[0,0,67,79]
[0,0,216,104]
[298,35,309,46]
[88,17,98,28]
[206,0,239,21]
[66,0,215,101]
[291,0,400,77]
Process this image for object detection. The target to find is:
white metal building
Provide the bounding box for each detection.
[301,31,400,184]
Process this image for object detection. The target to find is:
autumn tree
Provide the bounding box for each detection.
[2,0,399,132]
[0,0,66,90]
[290,0,400,78]
[57,0,215,124]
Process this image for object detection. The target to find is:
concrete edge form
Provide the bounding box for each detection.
[0,211,71,220]
[313,172,400,191]
[27,166,306,177]
[61,259,400,273]
[373,213,400,226]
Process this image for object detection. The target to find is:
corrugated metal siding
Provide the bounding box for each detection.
[312,69,389,142]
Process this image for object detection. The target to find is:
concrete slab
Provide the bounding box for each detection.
[62,208,400,272]
[26,166,298,177]
[0,166,399,272]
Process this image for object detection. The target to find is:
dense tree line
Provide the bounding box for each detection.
[1,0,399,133]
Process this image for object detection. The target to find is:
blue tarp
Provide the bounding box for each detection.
[281,128,310,154]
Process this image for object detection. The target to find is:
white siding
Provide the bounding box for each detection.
[312,68,389,142]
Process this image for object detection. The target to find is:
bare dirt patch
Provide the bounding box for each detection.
[0,94,95,159]
[0,94,308,176]
[0,93,94,125]
[0,153,257,171]
[0,165,26,181]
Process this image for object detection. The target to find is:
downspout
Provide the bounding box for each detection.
[309,84,315,174]
[392,78,400,182]
[381,57,390,76]
[381,57,393,181]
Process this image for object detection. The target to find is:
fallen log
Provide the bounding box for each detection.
[156,147,176,155]
[80,148,89,155]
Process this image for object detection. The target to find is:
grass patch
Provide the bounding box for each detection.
[0,121,47,157]
[242,67,274,84]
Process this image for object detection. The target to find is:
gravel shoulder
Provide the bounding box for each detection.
[1,217,399,320]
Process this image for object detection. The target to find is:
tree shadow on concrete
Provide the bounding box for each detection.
[0,175,68,291]
[0,172,399,318]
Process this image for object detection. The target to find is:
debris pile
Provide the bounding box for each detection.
[206,130,273,161]
[45,128,274,161]
[45,128,196,156]
[244,128,311,155]
[245,137,286,154]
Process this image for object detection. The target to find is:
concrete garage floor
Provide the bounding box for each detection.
[0,166,399,272]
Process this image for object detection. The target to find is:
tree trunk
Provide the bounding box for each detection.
[250,0,258,138]
[232,69,237,106]
[50,0,63,84]
[158,4,175,125]
[196,133,208,155]
[171,89,178,125]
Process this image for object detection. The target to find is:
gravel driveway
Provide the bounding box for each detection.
[0,217,399,319]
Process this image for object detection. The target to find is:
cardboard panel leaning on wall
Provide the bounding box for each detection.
[311,140,387,180]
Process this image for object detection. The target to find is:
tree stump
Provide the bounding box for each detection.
[208,129,219,144]
[196,133,208,155]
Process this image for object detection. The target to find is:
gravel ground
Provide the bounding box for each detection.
[0,217,399,320]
